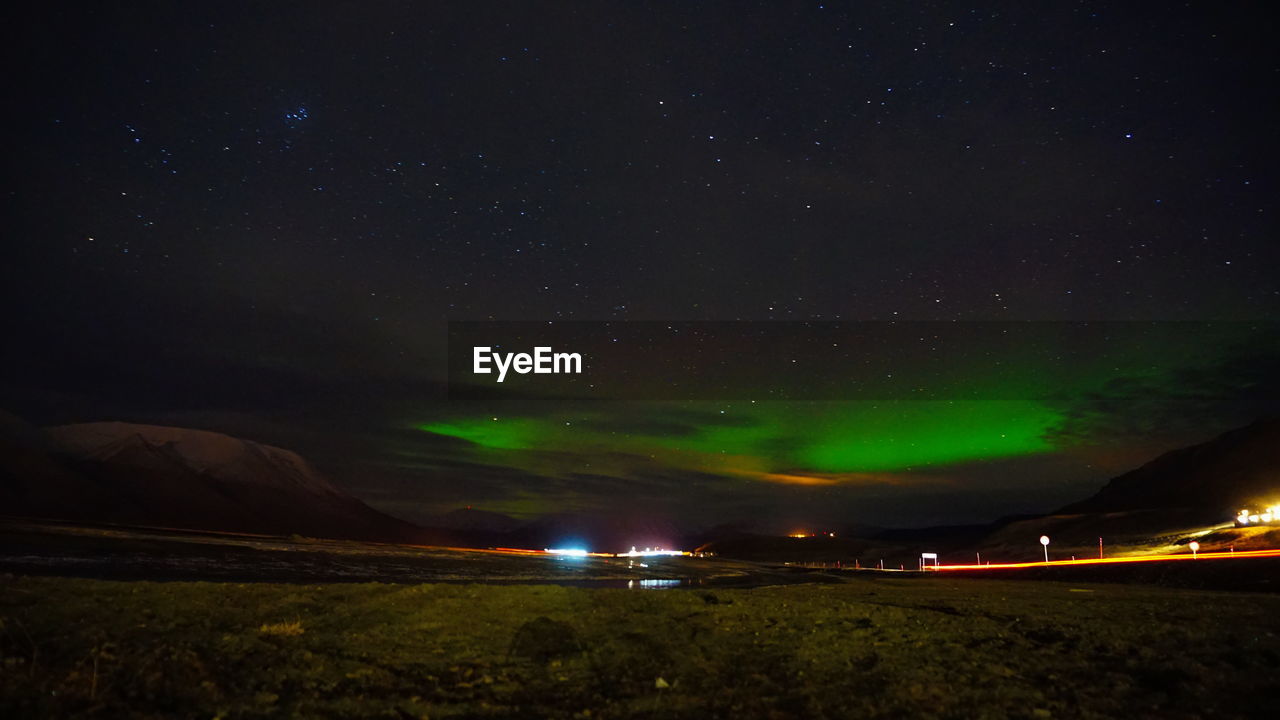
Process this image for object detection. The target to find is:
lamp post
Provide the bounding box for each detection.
[1189,541,1200,558]
[1040,535,1050,563]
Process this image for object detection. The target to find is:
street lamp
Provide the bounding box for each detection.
[1189,541,1200,558]
[1039,535,1050,563]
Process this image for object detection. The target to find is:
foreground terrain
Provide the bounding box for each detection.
[2,575,1277,718]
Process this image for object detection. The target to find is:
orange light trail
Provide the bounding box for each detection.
[930,547,1280,571]
[491,547,614,558]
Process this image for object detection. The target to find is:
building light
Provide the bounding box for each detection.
[1235,504,1280,527]
[616,547,687,558]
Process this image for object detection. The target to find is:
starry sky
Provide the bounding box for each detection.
[3,1,1277,531]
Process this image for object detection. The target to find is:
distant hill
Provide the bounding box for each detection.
[695,532,875,562]
[1059,418,1280,519]
[0,415,433,543]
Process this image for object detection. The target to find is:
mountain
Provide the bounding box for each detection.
[952,419,1280,561]
[1059,418,1280,519]
[0,416,432,543]
[0,410,122,513]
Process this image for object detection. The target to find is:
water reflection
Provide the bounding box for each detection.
[627,578,683,589]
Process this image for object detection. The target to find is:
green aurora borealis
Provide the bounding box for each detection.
[421,400,1055,483]
[415,321,1277,520]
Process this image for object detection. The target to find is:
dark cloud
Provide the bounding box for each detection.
[1044,345,1280,447]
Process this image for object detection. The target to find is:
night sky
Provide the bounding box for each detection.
[3,2,1277,531]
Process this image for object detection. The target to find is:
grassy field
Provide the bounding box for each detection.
[2,575,1278,719]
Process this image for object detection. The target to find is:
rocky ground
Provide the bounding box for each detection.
[2,574,1277,718]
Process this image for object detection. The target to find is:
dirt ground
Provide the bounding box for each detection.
[2,574,1277,718]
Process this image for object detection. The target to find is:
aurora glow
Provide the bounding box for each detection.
[417,419,543,451]
[419,400,1056,487]
[410,322,1279,523]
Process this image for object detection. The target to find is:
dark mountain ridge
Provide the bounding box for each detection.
[0,416,433,543]
[1059,417,1280,519]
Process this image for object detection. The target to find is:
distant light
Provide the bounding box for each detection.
[1236,505,1280,526]
[616,547,687,558]
[544,548,588,557]
[1039,535,1050,546]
